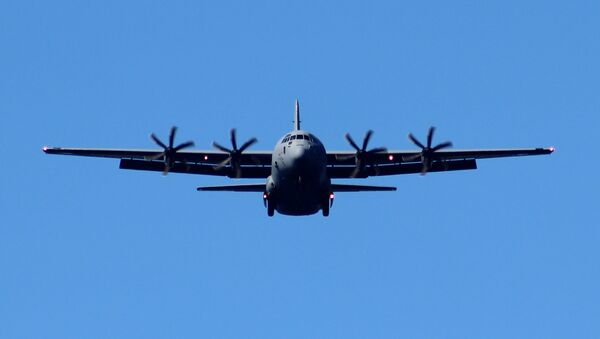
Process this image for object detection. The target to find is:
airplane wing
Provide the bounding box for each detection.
[43,147,273,178]
[331,184,396,192]
[326,147,554,178]
[197,184,266,192]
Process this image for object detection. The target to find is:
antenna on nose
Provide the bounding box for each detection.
[294,99,301,131]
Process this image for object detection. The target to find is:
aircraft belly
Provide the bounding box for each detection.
[272,145,329,216]
[275,182,323,215]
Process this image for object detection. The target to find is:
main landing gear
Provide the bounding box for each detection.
[322,192,334,217]
[264,192,275,217]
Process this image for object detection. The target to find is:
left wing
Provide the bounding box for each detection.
[43,147,273,178]
[197,184,266,192]
[331,184,396,192]
[327,147,554,178]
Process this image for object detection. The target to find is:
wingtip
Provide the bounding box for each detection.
[549,146,556,153]
[42,146,48,153]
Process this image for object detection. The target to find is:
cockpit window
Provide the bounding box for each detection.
[283,134,317,143]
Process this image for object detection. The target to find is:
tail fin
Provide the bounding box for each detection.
[294,99,301,131]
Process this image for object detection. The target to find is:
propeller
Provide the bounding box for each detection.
[212,128,257,178]
[150,126,195,175]
[407,126,453,175]
[343,130,387,178]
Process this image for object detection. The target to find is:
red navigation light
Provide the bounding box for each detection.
[42,146,48,152]
[549,147,555,153]
[329,193,335,199]
[263,193,268,199]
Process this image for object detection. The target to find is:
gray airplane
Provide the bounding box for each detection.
[43,100,554,216]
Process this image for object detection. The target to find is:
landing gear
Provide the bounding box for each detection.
[264,192,275,217]
[322,192,333,217]
[322,202,329,217]
[267,200,275,217]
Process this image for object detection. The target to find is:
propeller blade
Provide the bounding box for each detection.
[169,126,177,148]
[427,126,435,149]
[174,141,195,152]
[345,133,360,151]
[408,127,453,175]
[362,130,373,151]
[214,157,232,170]
[150,152,165,161]
[212,142,232,153]
[238,137,258,153]
[344,130,386,177]
[408,133,425,149]
[150,133,168,149]
[214,129,257,177]
[233,165,242,178]
[149,126,195,176]
[432,141,453,152]
[230,129,238,151]
[405,153,422,161]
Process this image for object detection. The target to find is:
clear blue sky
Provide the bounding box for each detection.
[1,1,598,338]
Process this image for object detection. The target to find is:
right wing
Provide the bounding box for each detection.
[43,147,273,178]
[197,184,266,192]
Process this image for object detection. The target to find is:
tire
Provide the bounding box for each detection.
[322,201,330,217]
[267,200,275,217]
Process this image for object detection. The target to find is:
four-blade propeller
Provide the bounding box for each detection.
[407,126,453,175]
[343,130,387,178]
[212,128,258,178]
[150,126,195,175]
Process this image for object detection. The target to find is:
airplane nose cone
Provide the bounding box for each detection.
[290,145,306,158]
[289,145,309,165]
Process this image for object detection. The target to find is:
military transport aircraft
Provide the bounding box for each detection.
[43,100,554,217]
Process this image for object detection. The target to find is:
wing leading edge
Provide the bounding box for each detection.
[326,147,553,178]
[43,147,273,178]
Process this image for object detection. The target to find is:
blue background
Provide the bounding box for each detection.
[1,1,598,338]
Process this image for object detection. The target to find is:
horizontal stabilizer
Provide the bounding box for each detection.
[197,184,266,192]
[331,184,396,192]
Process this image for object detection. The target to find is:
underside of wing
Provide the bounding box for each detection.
[327,159,477,178]
[326,147,553,178]
[119,159,271,178]
[331,184,396,192]
[43,147,273,178]
[197,184,266,192]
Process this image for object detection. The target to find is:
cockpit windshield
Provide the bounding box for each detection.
[281,133,318,144]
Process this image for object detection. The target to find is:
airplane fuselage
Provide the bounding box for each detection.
[266,130,331,216]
